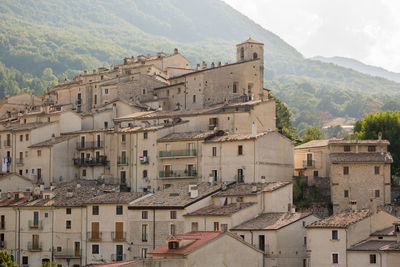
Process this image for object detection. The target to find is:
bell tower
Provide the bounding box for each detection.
[236,38,264,67]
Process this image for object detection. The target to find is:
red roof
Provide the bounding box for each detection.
[150,231,223,256]
[89,260,136,267]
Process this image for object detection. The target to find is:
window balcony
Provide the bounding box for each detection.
[0,240,6,249]
[28,220,43,230]
[73,156,109,167]
[159,149,197,158]
[111,254,126,262]
[87,231,102,242]
[3,141,11,147]
[111,231,127,241]
[139,156,149,164]
[16,158,24,165]
[27,242,42,251]
[303,160,315,168]
[54,248,82,259]
[117,157,128,165]
[159,169,197,179]
[77,141,104,150]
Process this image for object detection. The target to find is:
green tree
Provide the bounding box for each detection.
[354,111,400,175]
[301,125,325,144]
[0,249,17,267]
[41,261,57,267]
[271,95,297,140]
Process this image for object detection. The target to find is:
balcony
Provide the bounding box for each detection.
[139,156,149,164]
[159,149,197,158]
[111,231,127,241]
[87,231,102,242]
[28,220,43,230]
[0,240,6,249]
[16,158,24,165]
[111,254,126,262]
[303,160,315,168]
[77,141,104,150]
[3,141,11,147]
[73,156,109,167]
[27,242,42,251]
[54,249,82,259]
[159,169,197,179]
[117,157,128,165]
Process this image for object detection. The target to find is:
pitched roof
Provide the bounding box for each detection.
[295,140,329,149]
[237,38,264,46]
[307,209,371,229]
[184,202,256,217]
[329,152,393,163]
[214,182,291,197]
[371,226,395,236]
[0,122,55,133]
[231,212,312,230]
[204,131,269,142]
[157,131,215,142]
[129,182,232,209]
[28,135,77,148]
[150,231,223,256]
[295,139,390,150]
[85,192,147,204]
[347,240,399,251]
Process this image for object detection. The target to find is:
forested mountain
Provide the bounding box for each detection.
[1,0,400,134]
[313,56,400,83]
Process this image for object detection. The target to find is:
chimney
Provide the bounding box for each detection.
[393,222,400,243]
[350,200,357,211]
[84,70,87,75]
[251,185,258,193]
[51,134,56,142]
[174,48,178,54]
[369,197,377,214]
[211,62,215,68]
[218,61,221,67]
[202,61,207,69]
[196,64,200,71]
[252,122,257,137]
[378,132,382,141]
[188,184,198,199]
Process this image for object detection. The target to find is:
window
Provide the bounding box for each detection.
[344,190,349,198]
[304,236,307,246]
[66,220,71,229]
[214,222,219,231]
[240,235,245,240]
[343,166,349,175]
[104,88,109,95]
[104,121,108,128]
[141,248,147,258]
[66,208,71,214]
[121,134,126,143]
[233,82,238,93]
[44,212,48,218]
[370,254,377,264]
[332,253,338,264]
[20,135,23,141]
[142,224,148,242]
[92,206,99,215]
[82,169,86,177]
[19,169,22,175]
[191,222,198,232]
[332,230,338,240]
[258,235,265,251]
[238,145,243,155]
[375,166,380,175]
[368,146,376,152]
[375,190,380,198]
[237,169,244,183]
[25,134,29,141]
[142,211,148,219]
[143,132,148,139]
[22,256,28,265]
[143,170,148,178]
[221,224,228,232]
[170,211,177,219]
[211,170,218,181]
[92,244,99,254]
[116,205,123,215]
[212,147,217,157]
[170,224,176,235]
[240,47,244,60]
[37,150,41,157]
[313,171,318,177]
[253,52,258,59]
[344,145,350,152]
[193,95,196,103]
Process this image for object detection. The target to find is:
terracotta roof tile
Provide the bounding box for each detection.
[184,202,256,216]
[85,192,147,204]
[158,131,215,142]
[231,212,312,230]
[307,209,371,228]
[29,135,77,148]
[348,240,397,251]
[329,152,393,163]
[214,182,291,197]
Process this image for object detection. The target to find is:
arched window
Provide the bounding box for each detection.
[253,52,258,59]
[240,47,244,60]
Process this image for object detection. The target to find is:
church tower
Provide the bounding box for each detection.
[236,38,264,67]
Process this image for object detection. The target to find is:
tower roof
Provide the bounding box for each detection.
[237,38,264,46]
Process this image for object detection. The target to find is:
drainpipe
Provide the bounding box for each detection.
[129,133,133,191]
[51,207,54,264]
[253,139,256,183]
[152,209,156,249]
[17,208,21,265]
[49,147,52,184]
[85,206,88,265]
[135,133,138,192]
[345,229,348,267]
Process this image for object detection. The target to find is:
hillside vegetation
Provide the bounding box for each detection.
[1,0,400,134]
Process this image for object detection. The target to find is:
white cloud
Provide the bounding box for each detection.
[223,0,400,72]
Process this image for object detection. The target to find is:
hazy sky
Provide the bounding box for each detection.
[223,0,400,72]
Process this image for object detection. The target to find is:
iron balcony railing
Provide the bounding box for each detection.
[3,141,11,147]
[28,220,43,229]
[77,141,104,150]
[27,242,42,251]
[73,156,109,167]
[159,169,197,178]
[303,160,315,168]
[87,231,102,241]
[111,254,126,262]
[159,149,197,158]
[16,158,24,165]
[54,248,82,258]
[117,157,128,165]
[111,231,127,241]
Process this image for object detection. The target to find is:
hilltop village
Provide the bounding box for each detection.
[0,39,399,267]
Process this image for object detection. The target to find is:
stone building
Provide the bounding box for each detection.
[294,137,392,213]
